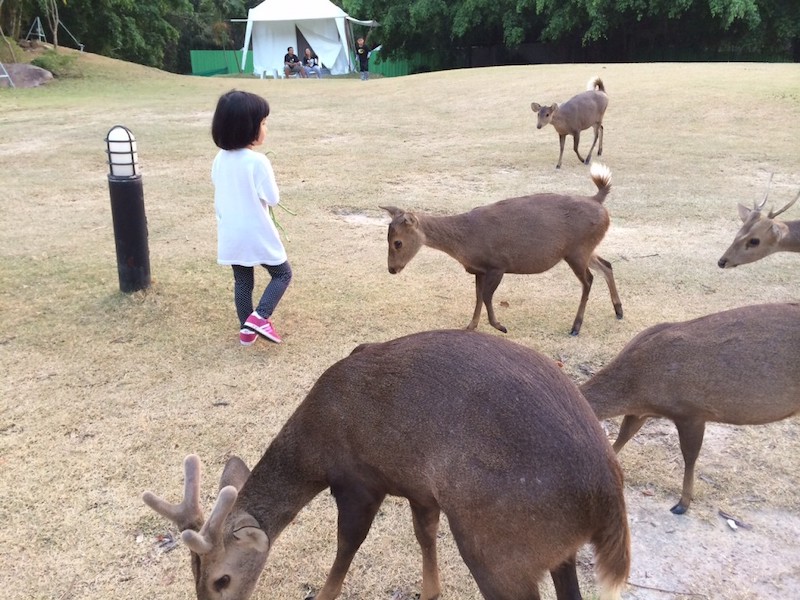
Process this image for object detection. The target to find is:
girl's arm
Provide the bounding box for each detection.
[256,157,280,206]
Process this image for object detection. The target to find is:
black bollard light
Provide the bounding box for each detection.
[105,125,151,293]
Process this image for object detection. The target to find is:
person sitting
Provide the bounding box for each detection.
[283,47,307,78]
[302,48,322,78]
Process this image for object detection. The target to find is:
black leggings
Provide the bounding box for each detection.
[231,262,292,327]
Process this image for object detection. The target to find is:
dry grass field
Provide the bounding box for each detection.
[1,49,799,600]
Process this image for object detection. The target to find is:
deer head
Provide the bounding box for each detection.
[381,205,424,274]
[530,102,559,129]
[142,455,269,600]
[717,175,800,268]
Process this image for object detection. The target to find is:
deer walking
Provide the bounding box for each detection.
[580,303,800,515]
[718,176,800,268]
[531,77,608,169]
[144,330,630,600]
[382,162,623,336]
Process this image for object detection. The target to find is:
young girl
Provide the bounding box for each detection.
[211,90,292,345]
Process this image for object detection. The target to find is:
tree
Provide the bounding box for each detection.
[342,0,545,64]
[58,0,193,69]
[39,0,65,47]
[0,0,37,41]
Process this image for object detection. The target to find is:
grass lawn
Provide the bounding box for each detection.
[1,49,799,599]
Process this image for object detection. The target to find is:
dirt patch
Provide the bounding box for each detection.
[623,500,800,599]
[331,207,388,226]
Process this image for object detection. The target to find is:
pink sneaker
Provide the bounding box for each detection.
[239,328,257,346]
[244,311,282,343]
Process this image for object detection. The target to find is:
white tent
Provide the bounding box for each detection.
[239,0,377,77]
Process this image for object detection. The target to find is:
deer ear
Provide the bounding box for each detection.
[380,205,403,218]
[531,102,541,112]
[232,513,270,552]
[220,455,250,491]
[403,213,418,227]
[550,103,558,112]
[737,203,752,222]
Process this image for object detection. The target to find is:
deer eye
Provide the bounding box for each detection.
[213,575,231,592]
[393,240,403,250]
[746,238,761,248]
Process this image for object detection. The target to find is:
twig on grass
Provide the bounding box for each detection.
[620,253,660,261]
[628,580,708,597]
[56,575,79,600]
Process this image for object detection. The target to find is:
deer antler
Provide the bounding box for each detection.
[754,173,774,211]
[142,454,205,532]
[181,485,239,554]
[768,189,800,219]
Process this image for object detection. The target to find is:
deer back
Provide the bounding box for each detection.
[383,192,609,276]
[257,331,626,592]
[582,303,800,425]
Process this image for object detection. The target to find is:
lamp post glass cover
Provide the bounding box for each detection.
[106,125,139,177]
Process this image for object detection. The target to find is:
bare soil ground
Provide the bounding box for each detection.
[0,50,799,599]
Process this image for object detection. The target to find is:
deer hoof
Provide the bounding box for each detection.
[670,501,689,515]
[614,304,624,319]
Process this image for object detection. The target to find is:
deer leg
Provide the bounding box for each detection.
[584,125,600,165]
[590,255,623,320]
[410,501,442,600]
[550,555,581,600]
[312,483,386,600]
[671,419,706,515]
[613,415,648,453]
[564,258,593,336]
[597,123,604,156]
[481,269,507,333]
[468,273,485,330]
[556,133,567,169]
[572,131,586,164]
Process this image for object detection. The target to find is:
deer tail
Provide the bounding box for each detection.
[592,463,630,600]
[590,162,612,203]
[588,76,605,93]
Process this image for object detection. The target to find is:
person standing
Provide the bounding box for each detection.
[355,36,370,81]
[211,90,292,345]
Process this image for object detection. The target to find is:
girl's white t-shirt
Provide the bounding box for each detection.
[212,148,287,266]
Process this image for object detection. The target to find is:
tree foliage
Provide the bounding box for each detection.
[1,0,797,72]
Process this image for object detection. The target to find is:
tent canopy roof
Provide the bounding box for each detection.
[233,0,377,26]
[248,0,349,22]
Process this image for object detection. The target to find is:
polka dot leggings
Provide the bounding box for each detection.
[231,262,292,327]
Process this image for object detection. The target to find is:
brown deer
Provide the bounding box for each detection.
[143,330,630,600]
[531,77,608,169]
[381,162,623,336]
[717,175,800,268]
[579,303,800,515]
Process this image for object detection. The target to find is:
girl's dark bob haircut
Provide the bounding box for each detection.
[212,90,270,151]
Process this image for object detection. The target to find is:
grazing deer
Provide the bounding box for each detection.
[580,303,800,515]
[717,176,800,268]
[144,330,630,600]
[531,77,608,169]
[381,162,623,336]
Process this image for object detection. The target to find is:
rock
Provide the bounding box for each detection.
[1,63,53,88]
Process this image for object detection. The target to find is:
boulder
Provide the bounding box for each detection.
[1,63,53,88]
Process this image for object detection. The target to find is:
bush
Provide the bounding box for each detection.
[0,36,22,63]
[31,49,81,78]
